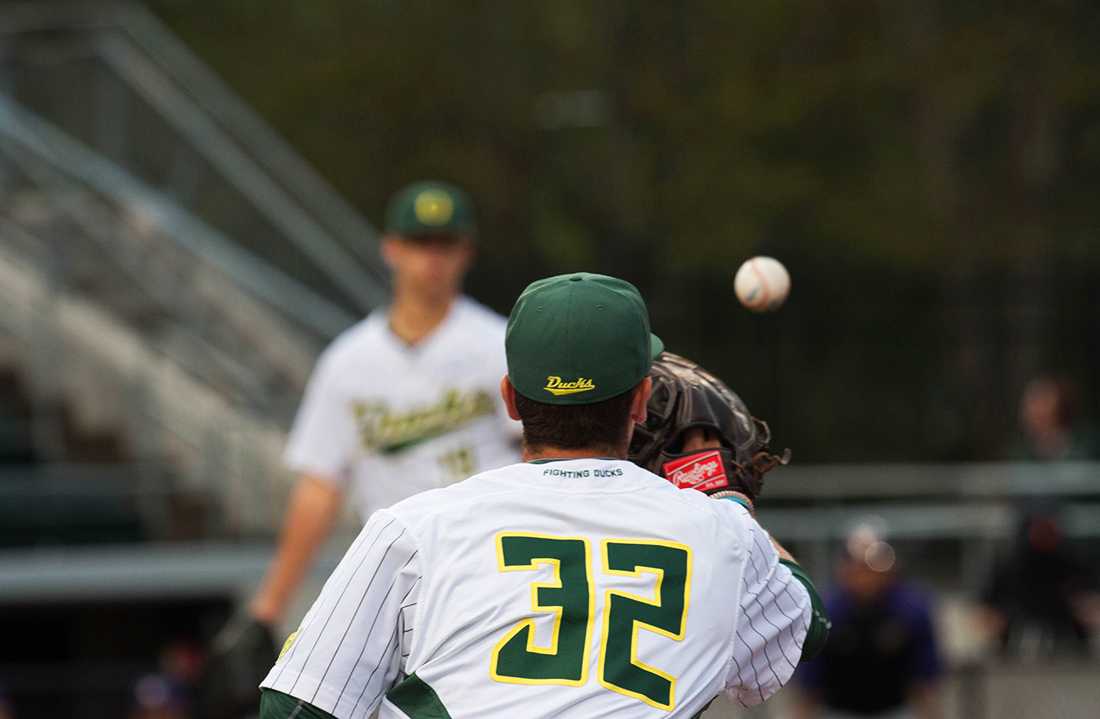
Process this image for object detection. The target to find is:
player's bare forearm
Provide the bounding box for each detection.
[250,474,345,624]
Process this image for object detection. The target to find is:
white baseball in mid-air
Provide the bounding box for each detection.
[734,256,790,312]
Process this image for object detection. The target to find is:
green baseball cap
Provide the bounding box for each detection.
[506,273,664,405]
[385,180,476,237]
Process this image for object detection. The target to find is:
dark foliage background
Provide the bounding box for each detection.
[149,0,1100,461]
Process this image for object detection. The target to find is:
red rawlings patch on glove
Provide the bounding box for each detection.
[662,450,731,493]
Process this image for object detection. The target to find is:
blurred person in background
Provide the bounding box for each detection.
[974,375,1100,657]
[130,674,189,719]
[160,641,203,711]
[200,181,520,719]
[0,686,13,719]
[794,524,942,719]
[127,642,203,719]
[977,503,1100,658]
[1015,375,1100,461]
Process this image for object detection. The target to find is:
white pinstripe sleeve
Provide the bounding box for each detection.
[261,510,422,719]
[725,512,811,707]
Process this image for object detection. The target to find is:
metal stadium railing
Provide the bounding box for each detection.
[0,0,389,311]
[0,0,392,555]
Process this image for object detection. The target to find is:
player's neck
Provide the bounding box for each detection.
[1031,429,1070,459]
[523,446,627,462]
[388,291,456,346]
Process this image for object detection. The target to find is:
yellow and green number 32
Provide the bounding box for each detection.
[489,533,692,711]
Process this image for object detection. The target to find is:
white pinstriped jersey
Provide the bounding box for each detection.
[262,458,810,718]
[285,297,522,519]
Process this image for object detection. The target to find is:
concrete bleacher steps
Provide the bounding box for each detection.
[0,244,295,537]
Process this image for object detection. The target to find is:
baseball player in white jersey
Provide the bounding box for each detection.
[201,182,520,719]
[258,273,829,718]
[281,291,520,516]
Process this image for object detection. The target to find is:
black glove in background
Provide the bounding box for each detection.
[198,614,278,719]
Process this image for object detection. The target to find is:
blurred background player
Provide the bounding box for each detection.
[795,524,943,719]
[972,376,1100,659]
[1014,375,1100,461]
[202,180,520,718]
[977,503,1100,659]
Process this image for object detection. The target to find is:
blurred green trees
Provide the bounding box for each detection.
[149,0,1100,460]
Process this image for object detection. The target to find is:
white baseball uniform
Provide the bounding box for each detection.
[262,457,811,718]
[285,296,522,518]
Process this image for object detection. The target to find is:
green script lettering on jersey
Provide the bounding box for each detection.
[351,389,496,453]
[489,533,693,710]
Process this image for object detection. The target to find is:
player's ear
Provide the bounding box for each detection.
[458,234,476,265]
[380,234,402,269]
[629,377,652,425]
[452,238,475,279]
[500,375,522,421]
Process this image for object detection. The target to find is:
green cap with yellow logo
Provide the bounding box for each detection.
[506,273,664,405]
[385,180,476,237]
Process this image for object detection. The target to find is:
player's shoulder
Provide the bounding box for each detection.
[383,459,748,538]
[632,464,748,515]
[453,296,508,335]
[640,475,759,558]
[379,462,526,529]
[587,465,759,560]
[314,312,387,370]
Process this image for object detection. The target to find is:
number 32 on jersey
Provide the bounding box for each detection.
[489,533,693,711]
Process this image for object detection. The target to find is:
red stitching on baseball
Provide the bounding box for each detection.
[749,259,771,308]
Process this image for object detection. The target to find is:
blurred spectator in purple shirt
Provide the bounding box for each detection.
[794,524,942,719]
[129,674,189,719]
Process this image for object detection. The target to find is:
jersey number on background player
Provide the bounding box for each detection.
[490,533,692,711]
